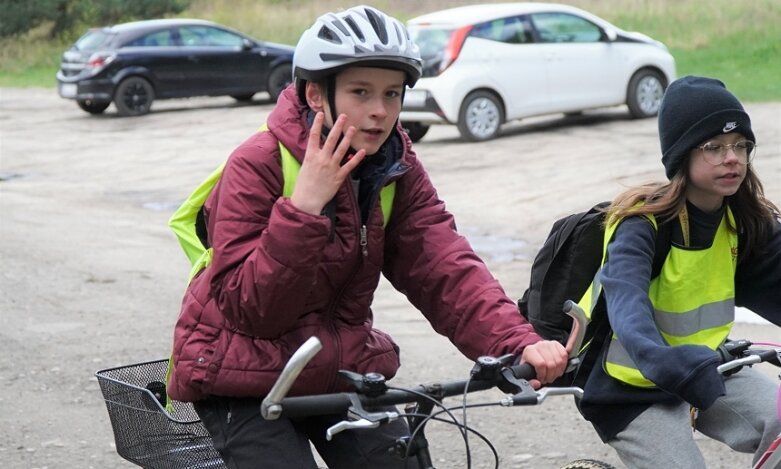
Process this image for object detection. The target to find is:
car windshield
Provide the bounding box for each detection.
[408,26,453,60]
[74,30,115,50]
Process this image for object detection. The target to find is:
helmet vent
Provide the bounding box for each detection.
[317,25,341,44]
[364,7,388,44]
[344,16,364,42]
[330,18,350,36]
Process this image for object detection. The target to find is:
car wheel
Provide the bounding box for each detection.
[626,69,665,118]
[77,99,110,114]
[457,91,503,142]
[114,76,155,116]
[267,63,292,102]
[402,121,430,143]
[231,93,255,102]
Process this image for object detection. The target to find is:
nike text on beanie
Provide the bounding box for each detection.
[658,75,754,179]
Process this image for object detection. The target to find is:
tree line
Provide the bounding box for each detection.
[0,0,191,39]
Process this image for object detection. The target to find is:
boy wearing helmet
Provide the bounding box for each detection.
[168,5,567,468]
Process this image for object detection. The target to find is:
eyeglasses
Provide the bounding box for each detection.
[697,140,756,166]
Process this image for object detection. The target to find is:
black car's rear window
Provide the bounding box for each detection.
[74,30,115,50]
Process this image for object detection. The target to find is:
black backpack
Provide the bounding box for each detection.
[518,202,672,349]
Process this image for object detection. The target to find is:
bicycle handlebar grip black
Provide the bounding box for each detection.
[277,393,354,419]
[757,348,781,367]
[508,362,536,381]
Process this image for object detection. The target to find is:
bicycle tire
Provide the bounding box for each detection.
[560,459,617,469]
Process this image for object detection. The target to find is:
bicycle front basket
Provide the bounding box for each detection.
[95,359,226,469]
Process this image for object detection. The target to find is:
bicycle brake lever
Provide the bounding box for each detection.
[326,393,399,440]
[500,385,584,407]
[497,367,537,402]
[326,418,381,440]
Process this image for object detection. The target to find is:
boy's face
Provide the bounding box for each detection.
[307,66,406,155]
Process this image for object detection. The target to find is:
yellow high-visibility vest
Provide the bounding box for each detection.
[582,208,738,388]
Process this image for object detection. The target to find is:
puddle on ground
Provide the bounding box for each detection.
[461,227,528,264]
[0,172,25,181]
[142,201,184,212]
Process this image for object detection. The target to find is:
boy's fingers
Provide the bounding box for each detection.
[322,114,346,154]
[335,126,356,158]
[307,112,324,150]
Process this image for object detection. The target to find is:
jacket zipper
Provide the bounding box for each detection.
[360,161,408,258]
[322,181,366,391]
[323,161,410,390]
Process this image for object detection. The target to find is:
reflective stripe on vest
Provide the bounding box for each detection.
[603,209,737,388]
[168,124,396,281]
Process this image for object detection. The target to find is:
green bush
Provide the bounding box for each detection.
[0,0,59,38]
[0,0,191,39]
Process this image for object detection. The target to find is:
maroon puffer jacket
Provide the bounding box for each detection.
[167,86,542,402]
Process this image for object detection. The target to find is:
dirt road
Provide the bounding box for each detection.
[1,88,779,468]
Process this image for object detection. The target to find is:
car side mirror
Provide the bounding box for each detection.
[241,38,254,50]
[603,28,617,42]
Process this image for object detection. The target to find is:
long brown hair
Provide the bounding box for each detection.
[606,160,780,262]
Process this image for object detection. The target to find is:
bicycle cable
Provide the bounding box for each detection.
[400,411,500,469]
[387,385,473,469]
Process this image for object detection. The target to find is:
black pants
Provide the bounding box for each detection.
[194,396,420,469]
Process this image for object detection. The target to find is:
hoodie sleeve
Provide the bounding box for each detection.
[601,216,725,409]
[382,152,541,361]
[735,219,781,325]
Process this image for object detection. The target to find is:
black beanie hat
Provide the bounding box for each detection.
[658,76,754,179]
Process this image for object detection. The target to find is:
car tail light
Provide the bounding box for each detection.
[86,52,116,73]
[439,25,472,74]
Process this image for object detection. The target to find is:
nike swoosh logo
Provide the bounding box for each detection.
[723,122,738,133]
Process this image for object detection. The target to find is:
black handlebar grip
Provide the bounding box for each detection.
[274,393,354,419]
[508,362,536,381]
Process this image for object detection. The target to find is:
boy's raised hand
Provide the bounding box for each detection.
[290,112,366,215]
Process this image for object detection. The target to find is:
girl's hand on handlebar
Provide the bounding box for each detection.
[520,340,568,389]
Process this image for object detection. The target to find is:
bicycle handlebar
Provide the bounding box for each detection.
[260,336,322,420]
[717,345,781,375]
[261,301,589,421]
[273,361,544,420]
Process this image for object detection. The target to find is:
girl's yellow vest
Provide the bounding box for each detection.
[579,208,738,388]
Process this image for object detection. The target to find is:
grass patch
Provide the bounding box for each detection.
[2,0,779,101]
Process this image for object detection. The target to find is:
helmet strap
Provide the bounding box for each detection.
[326,75,338,125]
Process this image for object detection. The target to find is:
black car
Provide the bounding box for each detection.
[56,18,295,116]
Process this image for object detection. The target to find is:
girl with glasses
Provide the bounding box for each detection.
[576,75,781,468]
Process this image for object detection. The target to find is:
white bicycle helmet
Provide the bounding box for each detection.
[293,5,422,92]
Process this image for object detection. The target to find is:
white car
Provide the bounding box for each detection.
[401,3,676,142]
